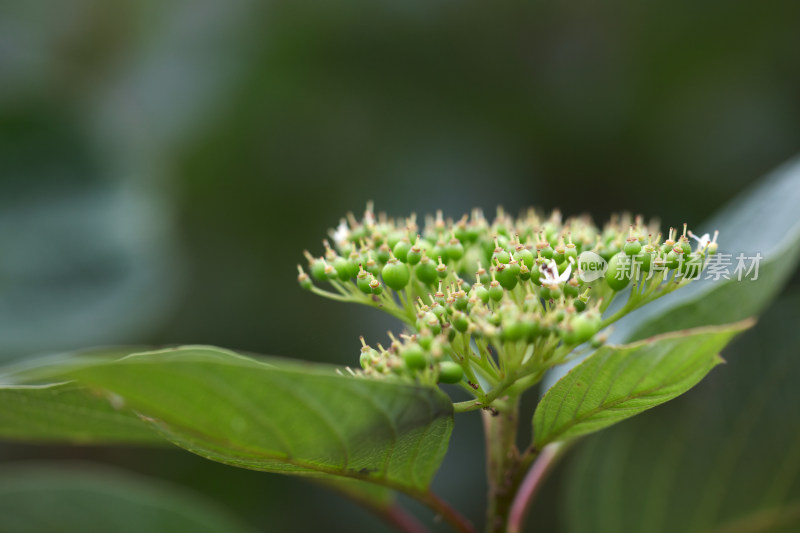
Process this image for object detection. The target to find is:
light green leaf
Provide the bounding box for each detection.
[543,156,800,394]
[563,293,800,533]
[533,319,753,449]
[0,381,162,445]
[62,346,453,492]
[615,153,800,342]
[0,463,254,533]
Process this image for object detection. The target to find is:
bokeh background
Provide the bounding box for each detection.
[1,1,799,531]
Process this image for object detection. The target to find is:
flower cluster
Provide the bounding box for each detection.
[298,204,717,411]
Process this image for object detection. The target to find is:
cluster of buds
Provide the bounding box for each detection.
[298,204,717,406]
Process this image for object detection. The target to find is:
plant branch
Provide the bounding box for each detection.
[507,442,564,533]
[452,364,543,413]
[383,504,431,533]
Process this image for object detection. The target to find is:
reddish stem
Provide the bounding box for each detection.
[508,443,563,533]
[422,490,478,533]
[383,504,430,533]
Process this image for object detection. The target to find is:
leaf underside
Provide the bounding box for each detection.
[3,347,455,493]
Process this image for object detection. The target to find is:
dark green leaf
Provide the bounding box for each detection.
[0,381,161,445]
[0,463,254,533]
[616,154,800,341]
[563,293,800,533]
[544,156,800,394]
[533,320,753,449]
[63,346,453,492]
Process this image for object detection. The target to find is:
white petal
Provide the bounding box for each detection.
[558,264,573,283]
[332,221,350,246]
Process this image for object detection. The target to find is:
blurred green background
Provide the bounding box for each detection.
[1,1,799,531]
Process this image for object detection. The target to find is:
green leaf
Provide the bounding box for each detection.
[563,293,800,533]
[543,156,800,394]
[532,319,753,449]
[0,463,254,533]
[61,346,454,492]
[0,382,162,445]
[615,153,800,342]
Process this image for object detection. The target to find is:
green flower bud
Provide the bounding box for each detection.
[638,245,656,272]
[323,261,338,280]
[472,282,490,305]
[454,290,469,311]
[401,344,427,371]
[393,238,411,263]
[376,244,392,264]
[369,278,383,295]
[359,337,378,369]
[519,263,531,281]
[386,231,406,250]
[435,257,448,279]
[356,267,373,294]
[492,237,510,264]
[308,256,327,281]
[417,332,434,350]
[537,236,553,259]
[540,285,551,300]
[529,263,543,287]
[333,257,353,281]
[564,277,580,298]
[297,266,312,290]
[553,242,566,264]
[431,240,446,263]
[679,236,692,256]
[565,238,578,262]
[430,301,447,319]
[476,263,491,285]
[666,248,680,270]
[438,361,464,384]
[496,263,518,290]
[406,236,423,265]
[452,311,469,332]
[502,315,530,342]
[569,312,601,344]
[671,245,687,271]
[515,246,534,269]
[488,280,504,302]
[605,252,631,291]
[427,316,442,336]
[364,254,381,277]
[682,252,704,278]
[415,254,438,285]
[382,258,410,291]
[446,235,464,261]
[623,238,642,256]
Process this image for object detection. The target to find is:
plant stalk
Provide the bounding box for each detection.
[482,395,522,533]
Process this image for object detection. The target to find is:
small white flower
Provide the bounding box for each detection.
[540,261,572,288]
[688,230,710,253]
[332,220,350,247]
